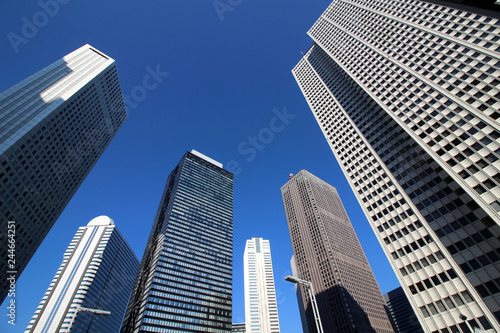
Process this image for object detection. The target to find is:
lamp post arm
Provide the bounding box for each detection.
[306,282,324,333]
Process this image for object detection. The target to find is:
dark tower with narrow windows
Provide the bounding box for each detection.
[121,150,234,333]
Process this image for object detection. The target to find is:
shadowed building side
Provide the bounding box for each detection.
[384,287,424,333]
[281,170,393,333]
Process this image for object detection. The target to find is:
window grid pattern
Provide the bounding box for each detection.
[292,38,498,331]
[0,45,127,302]
[310,0,500,216]
[120,152,234,333]
[282,170,393,333]
[244,238,280,333]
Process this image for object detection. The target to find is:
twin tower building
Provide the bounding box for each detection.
[2,0,500,332]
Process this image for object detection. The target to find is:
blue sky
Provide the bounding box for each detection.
[0,1,400,332]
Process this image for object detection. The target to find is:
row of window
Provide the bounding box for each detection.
[428,316,491,333]
[419,290,473,318]
[381,220,424,244]
[408,268,458,294]
[399,250,445,275]
[391,234,434,258]
[431,209,495,235]
[446,228,494,255]
[475,276,500,298]
[460,248,500,274]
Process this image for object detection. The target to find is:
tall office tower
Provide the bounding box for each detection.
[0,44,127,302]
[121,150,234,333]
[25,216,139,333]
[384,287,424,333]
[243,237,280,333]
[281,170,393,333]
[292,1,500,332]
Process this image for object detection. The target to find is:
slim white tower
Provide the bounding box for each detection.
[26,216,139,333]
[244,237,280,333]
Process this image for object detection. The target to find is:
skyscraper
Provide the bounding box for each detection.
[384,287,424,333]
[243,237,280,333]
[121,150,234,333]
[25,216,139,333]
[281,170,393,333]
[0,44,127,302]
[292,1,500,332]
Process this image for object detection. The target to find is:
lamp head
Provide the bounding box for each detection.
[285,275,300,283]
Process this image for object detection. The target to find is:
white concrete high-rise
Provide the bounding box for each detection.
[292,1,500,332]
[25,216,139,333]
[244,237,280,333]
[0,44,127,302]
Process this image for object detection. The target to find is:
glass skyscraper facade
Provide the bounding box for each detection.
[243,237,280,333]
[121,150,234,333]
[26,216,139,333]
[281,170,393,333]
[0,44,127,302]
[292,1,500,332]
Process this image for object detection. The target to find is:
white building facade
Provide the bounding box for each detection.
[244,238,280,333]
[292,1,500,332]
[26,216,139,333]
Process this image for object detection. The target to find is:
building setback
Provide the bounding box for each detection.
[243,237,280,333]
[0,44,127,302]
[292,1,500,332]
[281,170,393,333]
[121,150,234,333]
[25,216,139,333]
[384,286,424,333]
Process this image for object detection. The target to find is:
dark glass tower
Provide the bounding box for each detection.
[281,170,393,333]
[121,150,234,333]
[384,287,424,333]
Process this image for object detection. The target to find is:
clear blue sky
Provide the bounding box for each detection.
[0,1,400,332]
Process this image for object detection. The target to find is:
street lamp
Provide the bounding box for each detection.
[285,275,324,333]
[66,306,111,332]
[459,314,477,333]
